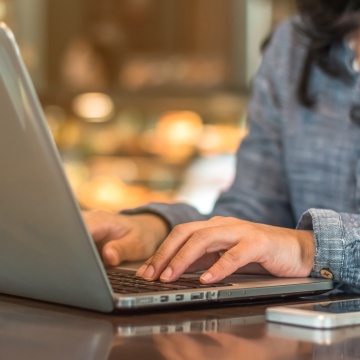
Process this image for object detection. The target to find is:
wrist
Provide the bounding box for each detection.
[126,213,170,248]
[298,230,315,276]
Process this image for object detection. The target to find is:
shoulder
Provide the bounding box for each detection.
[255,16,309,98]
[262,16,309,68]
[267,15,309,54]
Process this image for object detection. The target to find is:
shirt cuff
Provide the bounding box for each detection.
[297,208,345,281]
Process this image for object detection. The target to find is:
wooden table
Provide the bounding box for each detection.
[0,292,359,359]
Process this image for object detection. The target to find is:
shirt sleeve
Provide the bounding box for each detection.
[121,202,207,229]
[211,24,295,228]
[298,209,360,292]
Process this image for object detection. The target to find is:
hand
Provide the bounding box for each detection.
[83,210,169,266]
[154,332,300,360]
[136,216,315,283]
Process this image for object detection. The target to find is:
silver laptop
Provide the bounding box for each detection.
[0,23,333,312]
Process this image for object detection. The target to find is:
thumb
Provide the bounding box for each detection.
[102,236,138,266]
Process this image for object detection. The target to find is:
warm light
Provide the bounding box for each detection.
[76,176,148,210]
[44,105,66,135]
[63,161,90,193]
[157,111,203,145]
[197,125,247,156]
[72,92,114,122]
[140,111,204,162]
[0,1,7,20]
[92,177,126,204]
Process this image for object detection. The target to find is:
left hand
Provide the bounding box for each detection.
[136,216,315,283]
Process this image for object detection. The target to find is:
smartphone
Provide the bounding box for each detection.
[266,299,360,329]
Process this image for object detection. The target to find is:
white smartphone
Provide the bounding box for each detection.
[267,321,360,344]
[266,299,360,329]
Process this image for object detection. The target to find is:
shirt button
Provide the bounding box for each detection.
[320,268,334,279]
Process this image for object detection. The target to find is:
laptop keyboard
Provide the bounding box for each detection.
[107,269,232,294]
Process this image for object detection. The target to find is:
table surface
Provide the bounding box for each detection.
[1,291,359,360]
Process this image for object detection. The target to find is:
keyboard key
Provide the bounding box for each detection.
[106,269,232,294]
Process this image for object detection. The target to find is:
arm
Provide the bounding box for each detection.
[85,20,305,271]
[210,54,295,228]
[135,20,360,289]
[135,21,318,282]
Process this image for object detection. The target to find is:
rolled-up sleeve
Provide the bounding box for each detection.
[298,209,360,292]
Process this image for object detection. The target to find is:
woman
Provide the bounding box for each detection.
[84,0,360,292]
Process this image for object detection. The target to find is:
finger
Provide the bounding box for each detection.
[185,252,221,273]
[200,242,261,283]
[159,225,242,282]
[102,236,143,266]
[139,220,215,281]
[136,230,222,278]
[137,252,220,277]
[136,257,153,277]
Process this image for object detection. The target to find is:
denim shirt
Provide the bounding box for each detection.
[124,17,360,291]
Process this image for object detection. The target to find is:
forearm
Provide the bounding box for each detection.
[121,202,208,229]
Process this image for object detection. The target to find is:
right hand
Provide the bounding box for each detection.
[82,210,169,266]
[136,216,315,284]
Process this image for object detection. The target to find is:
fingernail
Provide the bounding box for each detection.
[160,267,173,281]
[143,265,155,280]
[136,264,148,277]
[200,272,213,283]
[104,248,118,265]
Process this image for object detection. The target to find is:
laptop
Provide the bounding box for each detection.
[0,22,333,312]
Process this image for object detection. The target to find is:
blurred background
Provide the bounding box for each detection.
[3,0,295,213]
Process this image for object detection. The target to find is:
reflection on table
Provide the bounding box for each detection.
[0,293,360,360]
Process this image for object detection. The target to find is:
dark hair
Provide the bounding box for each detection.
[296,0,360,106]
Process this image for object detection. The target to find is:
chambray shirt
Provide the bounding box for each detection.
[125,17,360,291]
